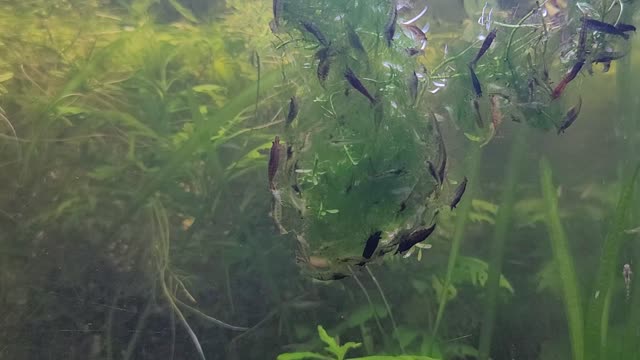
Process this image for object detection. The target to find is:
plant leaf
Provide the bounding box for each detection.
[540,158,584,360]
[469,212,495,224]
[463,132,482,142]
[471,199,498,214]
[345,304,387,328]
[0,72,14,82]
[276,352,329,360]
[431,275,457,302]
[336,342,361,360]
[453,256,514,293]
[348,356,441,360]
[395,326,419,348]
[431,145,482,350]
[168,0,199,23]
[317,325,340,353]
[192,84,227,107]
[584,162,640,360]
[56,106,88,116]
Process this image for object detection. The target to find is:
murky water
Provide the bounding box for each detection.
[0,1,639,359]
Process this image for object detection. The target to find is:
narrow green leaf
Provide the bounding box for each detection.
[168,0,199,23]
[430,145,481,354]
[479,128,527,360]
[463,132,483,142]
[88,165,122,180]
[192,84,225,93]
[585,163,640,360]
[276,352,329,360]
[348,356,441,360]
[0,72,14,82]
[540,158,584,360]
[57,106,88,116]
[468,212,495,224]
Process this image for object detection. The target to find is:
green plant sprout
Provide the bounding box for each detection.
[277,325,440,360]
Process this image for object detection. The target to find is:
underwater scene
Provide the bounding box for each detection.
[0,0,639,359]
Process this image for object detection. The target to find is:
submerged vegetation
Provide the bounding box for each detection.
[0,0,639,359]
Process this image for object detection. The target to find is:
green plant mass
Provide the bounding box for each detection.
[269,1,450,280]
[0,0,639,360]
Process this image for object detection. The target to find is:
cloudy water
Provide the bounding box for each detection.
[0,1,639,359]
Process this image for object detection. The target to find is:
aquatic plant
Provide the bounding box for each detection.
[277,325,440,360]
[540,158,584,360]
[0,0,637,359]
[429,144,481,351]
[0,1,286,358]
[269,0,449,281]
[262,0,636,284]
[537,159,640,360]
[253,0,635,357]
[477,127,528,360]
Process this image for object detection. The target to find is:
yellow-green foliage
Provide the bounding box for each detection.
[0,3,282,357]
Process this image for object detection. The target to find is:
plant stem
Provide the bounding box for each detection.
[503,2,543,84]
[478,127,528,360]
[105,293,119,360]
[170,302,176,360]
[365,267,404,353]
[503,3,542,62]
[151,199,207,360]
[122,298,154,360]
[430,144,482,352]
[161,275,206,360]
[348,266,386,339]
[175,299,248,331]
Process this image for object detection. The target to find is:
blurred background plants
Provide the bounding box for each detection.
[0,0,289,358]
